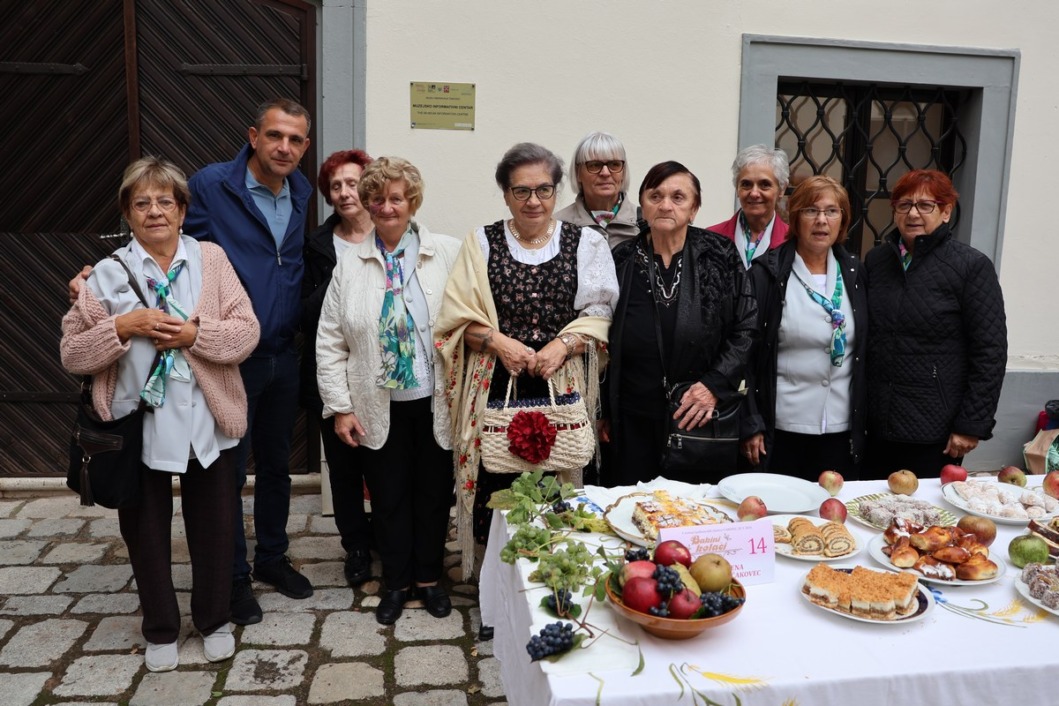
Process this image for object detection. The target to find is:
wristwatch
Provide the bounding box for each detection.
[559,332,577,360]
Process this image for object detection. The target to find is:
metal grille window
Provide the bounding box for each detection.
[776,81,969,257]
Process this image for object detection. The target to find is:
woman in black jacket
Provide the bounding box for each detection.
[301,149,374,585]
[602,161,757,486]
[863,169,1007,478]
[741,176,867,480]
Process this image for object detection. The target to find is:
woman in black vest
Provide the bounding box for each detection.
[436,143,618,588]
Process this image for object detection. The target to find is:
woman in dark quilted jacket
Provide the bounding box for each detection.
[863,169,1007,478]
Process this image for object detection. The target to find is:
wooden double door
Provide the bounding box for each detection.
[0,0,318,476]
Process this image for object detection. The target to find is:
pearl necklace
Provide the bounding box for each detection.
[509,219,555,245]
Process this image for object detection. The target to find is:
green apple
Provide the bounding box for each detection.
[1009,534,1050,568]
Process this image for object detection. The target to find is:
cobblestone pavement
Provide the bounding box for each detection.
[0,490,507,706]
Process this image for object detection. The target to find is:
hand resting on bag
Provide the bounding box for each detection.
[673,381,717,431]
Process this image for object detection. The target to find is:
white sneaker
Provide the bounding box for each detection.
[203,623,235,663]
[145,640,178,672]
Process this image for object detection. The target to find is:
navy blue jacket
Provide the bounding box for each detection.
[184,143,313,354]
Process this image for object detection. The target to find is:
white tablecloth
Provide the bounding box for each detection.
[480,478,1059,706]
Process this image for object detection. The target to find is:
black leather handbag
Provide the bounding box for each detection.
[663,381,740,476]
[66,256,157,509]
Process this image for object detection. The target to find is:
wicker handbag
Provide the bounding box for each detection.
[479,377,594,474]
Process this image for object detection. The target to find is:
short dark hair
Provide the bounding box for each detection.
[494,143,564,191]
[254,98,311,132]
[317,149,373,204]
[638,161,702,209]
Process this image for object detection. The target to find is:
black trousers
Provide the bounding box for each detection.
[119,450,235,644]
[360,397,453,590]
[766,429,856,481]
[861,436,961,480]
[319,416,372,554]
[604,409,668,487]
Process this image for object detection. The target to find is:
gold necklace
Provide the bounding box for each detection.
[509,219,555,245]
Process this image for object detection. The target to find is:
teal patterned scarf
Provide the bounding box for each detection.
[141,262,191,407]
[792,267,847,367]
[376,233,418,389]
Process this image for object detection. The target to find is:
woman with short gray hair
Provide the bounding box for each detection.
[556,131,640,249]
[707,144,791,269]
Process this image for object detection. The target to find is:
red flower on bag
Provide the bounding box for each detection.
[507,410,557,465]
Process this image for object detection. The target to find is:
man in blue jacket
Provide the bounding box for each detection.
[183,98,315,625]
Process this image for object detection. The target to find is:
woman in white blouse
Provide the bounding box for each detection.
[436,142,619,585]
[741,176,868,479]
[315,157,461,625]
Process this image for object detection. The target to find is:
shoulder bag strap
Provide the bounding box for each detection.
[108,254,151,308]
[643,241,671,394]
[80,255,161,409]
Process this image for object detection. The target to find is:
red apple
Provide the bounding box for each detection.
[621,576,663,614]
[619,560,657,587]
[667,588,702,620]
[957,515,997,547]
[888,470,919,495]
[940,464,968,484]
[653,540,693,568]
[819,498,848,523]
[1043,471,1059,499]
[998,466,1027,487]
[738,496,768,521]
[818,470,844,497]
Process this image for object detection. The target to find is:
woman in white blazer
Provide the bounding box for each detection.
[316,157,461,625]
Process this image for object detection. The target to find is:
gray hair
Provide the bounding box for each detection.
[569,131,630,194]
[119,156,190,217]
[494,143,564,191]
[731,144,790,192]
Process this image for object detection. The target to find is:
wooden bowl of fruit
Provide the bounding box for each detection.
[605,542,746,640]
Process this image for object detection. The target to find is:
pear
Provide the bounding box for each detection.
[672,563,701,596]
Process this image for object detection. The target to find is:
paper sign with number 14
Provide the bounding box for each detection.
[658,517,775,586]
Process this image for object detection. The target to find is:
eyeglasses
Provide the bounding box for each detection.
[893,200,942,214]
[509,184,556,201]
[131,197,178,213]
[799,207,843,220]
[583,160,625,174]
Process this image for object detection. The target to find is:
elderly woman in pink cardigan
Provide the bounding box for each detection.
[60,157,259,673]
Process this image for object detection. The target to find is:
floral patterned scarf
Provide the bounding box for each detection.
[376,231,418,389]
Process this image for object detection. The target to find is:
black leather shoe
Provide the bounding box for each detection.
[418,585,452,618]
[377,588,409,625]
[252,556,313,599]
[344,549,371,586]
[478,624,494,641]
[230,576,262,626]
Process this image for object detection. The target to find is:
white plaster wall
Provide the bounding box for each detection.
[337,0,1056,364]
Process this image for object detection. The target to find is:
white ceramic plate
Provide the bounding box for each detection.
[865,534,1007,586]
[1015,576,1059,618]
[603,492,732,547]
[799,566,935,624]
[717,473,830,514]
[940,481,1058,526]
[845,492,957,531]
[771,514,860,561]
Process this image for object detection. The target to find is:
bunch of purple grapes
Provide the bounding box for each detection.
[526,621,575,661]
